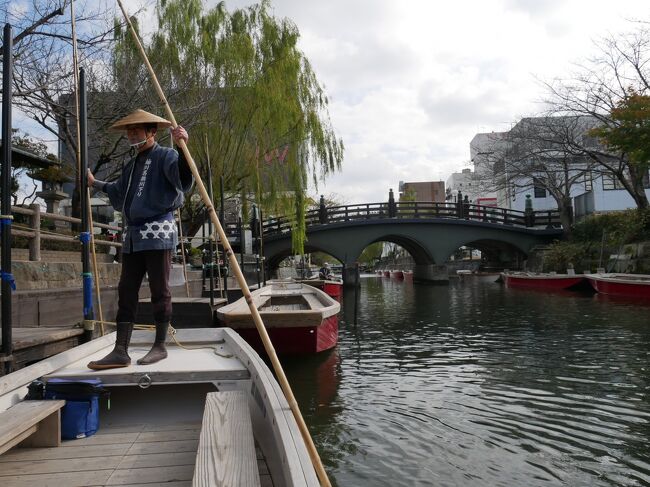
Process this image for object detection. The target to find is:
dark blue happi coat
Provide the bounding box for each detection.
[101,143,193,253]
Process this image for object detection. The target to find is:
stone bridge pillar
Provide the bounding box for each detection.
[413,264,449,283]
[342,264,360,287]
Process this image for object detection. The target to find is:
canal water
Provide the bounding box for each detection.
[282,275,650,487]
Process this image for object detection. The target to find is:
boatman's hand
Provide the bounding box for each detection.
[171,125,189,145]
[87,168,95,187]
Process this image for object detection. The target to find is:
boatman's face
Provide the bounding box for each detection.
[126,125,149,146]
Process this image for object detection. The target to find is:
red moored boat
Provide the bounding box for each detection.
[383,270,390,277]
[294,277,343,301]
[585,273,650,298]
[217,282,340,354]
[403,270,414,281]
[390,270,404,279]
[502,272,585,290]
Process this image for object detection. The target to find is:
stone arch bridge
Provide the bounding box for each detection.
[255,201,563,285]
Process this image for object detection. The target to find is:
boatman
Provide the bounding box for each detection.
[86,109,193,370]
[319,262,333,280]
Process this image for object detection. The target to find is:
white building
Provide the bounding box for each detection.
[471,117,650,217]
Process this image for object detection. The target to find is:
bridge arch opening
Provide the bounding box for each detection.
[364,236,435,274]
[266,245,344,279]
[445,239,528,271]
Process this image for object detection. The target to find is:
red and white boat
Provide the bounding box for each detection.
[502,272,585,290]
[383,270,390,277]
[294,277,343,300]
[403,270,414,281]
[585,273,650,298]
[390,270,404,279]
[217,282,340,354]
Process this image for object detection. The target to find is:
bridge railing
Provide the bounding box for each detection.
[261,201,562,236]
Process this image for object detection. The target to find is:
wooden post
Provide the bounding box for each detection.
[29,203,41,261]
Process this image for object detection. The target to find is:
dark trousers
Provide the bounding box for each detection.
[116,249,172,324]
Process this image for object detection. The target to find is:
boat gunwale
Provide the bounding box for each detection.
[584,273,650,285]
[502,272,586,281]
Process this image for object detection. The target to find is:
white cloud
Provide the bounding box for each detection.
[88,0,650,204]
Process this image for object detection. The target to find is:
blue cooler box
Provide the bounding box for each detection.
[44,378,107,440]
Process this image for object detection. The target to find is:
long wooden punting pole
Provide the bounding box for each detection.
[114,2,331,485]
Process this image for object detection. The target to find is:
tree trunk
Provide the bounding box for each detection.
[559,197,573,239]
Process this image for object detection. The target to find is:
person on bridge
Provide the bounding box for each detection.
[86,109,193,370]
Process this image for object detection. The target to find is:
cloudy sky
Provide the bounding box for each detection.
[11,0,650,205]
[214,0,649,204]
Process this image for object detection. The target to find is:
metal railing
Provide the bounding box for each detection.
[11,204,122,261]
[262,201,562,236]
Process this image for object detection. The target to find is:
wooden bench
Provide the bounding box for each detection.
[302,293,324,310]
[193,391,261,487]
[0,400,66,455]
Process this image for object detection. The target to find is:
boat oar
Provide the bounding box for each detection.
[114,2,332,485]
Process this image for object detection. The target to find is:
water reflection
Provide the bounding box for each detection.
[284,275,650,486]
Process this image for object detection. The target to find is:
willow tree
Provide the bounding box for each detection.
[114,0,344,253]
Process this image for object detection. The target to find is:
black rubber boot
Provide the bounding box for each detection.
[88,322,133,370]
[137,321,169,365]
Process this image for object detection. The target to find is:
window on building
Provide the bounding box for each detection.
[602,173,625,190]
[583,172,592,191]
[533,178,547,198]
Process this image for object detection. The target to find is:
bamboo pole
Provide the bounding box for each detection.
[71,0,104,333]
[115,2,331,485]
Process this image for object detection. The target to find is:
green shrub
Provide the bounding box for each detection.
[571,209,650,246]
[543,241,595,273]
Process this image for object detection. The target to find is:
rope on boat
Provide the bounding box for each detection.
[114,2,332,484]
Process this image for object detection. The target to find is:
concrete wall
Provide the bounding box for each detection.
[11,261,122,291]
[11,248,114,263]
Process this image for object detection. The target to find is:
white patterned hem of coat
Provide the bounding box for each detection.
[139,219,177,239]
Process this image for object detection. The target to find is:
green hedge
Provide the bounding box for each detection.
[542,209,650,272]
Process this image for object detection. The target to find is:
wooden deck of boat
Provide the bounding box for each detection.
[0,420,274,486]
[0,327,84,374]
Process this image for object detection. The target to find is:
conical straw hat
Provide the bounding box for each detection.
[109,109,172,131]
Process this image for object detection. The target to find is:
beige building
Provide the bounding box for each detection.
[398,181,445,202]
